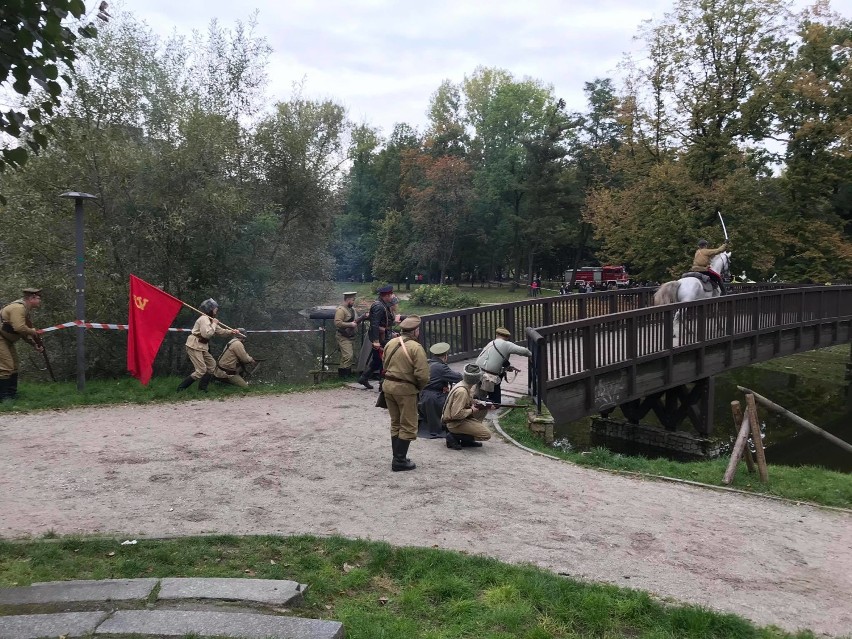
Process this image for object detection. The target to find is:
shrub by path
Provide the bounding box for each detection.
[0,388,849,636]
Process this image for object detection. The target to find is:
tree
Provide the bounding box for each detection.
[775,2,852,227]
[636,0,793,184]
[402,150,474,282]
[0,0,100,176]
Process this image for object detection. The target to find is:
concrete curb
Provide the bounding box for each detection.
[0,578,340,639]
[491,409,852,515]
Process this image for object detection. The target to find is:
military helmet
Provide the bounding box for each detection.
[199,298,219,315]
[235,327,247,339]
[463,363,482,385]
[697,239,709,248]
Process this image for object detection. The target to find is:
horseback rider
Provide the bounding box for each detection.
[691,239,729,294]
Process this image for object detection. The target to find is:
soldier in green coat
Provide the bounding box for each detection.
[0,288,44,401]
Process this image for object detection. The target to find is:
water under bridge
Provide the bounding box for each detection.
[420,284,852,434]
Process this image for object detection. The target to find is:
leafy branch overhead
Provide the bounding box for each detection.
[0,0,103,174]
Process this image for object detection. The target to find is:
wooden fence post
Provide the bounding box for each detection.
[745,394,769,482]
[730,400,755,474]
[724,410,752,485]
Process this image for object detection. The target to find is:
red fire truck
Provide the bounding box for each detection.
[564,265,630,290]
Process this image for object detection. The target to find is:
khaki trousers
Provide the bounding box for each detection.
[336,333,355,368]
[447,417,492,441]
[387,392,418,441]
[0,337,18,379]
[186,346,216,379]
[213,370,248,387]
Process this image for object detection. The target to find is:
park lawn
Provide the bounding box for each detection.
[499,400,852,510]
[0,534,818,639]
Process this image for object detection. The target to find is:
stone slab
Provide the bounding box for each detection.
[0,579,158,606]
[95,610,344,638]
[158,578,306,606]
[0,611,107,639]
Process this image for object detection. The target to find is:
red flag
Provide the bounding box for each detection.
[127,275,183,385]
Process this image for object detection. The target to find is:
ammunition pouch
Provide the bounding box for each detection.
[197,337,209,344]
[1,322,15,335]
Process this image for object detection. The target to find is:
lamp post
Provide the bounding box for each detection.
[60,191,97,392]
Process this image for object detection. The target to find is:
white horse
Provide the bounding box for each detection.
[653,252,731,305]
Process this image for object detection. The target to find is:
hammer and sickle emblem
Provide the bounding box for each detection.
[134,295,149,310]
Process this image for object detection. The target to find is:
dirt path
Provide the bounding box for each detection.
[1,388,849,637]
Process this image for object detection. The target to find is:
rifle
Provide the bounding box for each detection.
[25,316,56,382]
[474,401,521,410]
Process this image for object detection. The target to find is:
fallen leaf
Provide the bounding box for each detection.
[244,569,255,576]
[270,560,276,565]
[325,604,333,610]
[107,552,115,557]
[342,562,354,573]
[378,597,388,606]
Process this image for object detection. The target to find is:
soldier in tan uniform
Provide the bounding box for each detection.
[0,288,44,401]
[442,364,494,450]
[177,298,238,392]
[382,315,430,471]
[333,292,366,379]
[691,239,729,294]
[213,328,256,388]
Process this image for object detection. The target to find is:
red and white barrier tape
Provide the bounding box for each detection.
[37,321,322,335]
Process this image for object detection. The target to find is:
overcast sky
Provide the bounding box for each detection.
[115,0,849,137]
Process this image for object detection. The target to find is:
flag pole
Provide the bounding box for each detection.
[179,301,238,332]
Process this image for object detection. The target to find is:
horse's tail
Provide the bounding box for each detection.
[654,281,680,305]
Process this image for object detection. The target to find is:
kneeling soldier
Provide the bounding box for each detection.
[442,364,493,450]
[418,341,462,438]
[214,328,256,387]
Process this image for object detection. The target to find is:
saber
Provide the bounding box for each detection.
[717,210,729,241]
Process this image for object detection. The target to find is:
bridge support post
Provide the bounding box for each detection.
[619,377,716,435]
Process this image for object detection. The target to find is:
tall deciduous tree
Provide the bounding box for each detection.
[402,150,474,283]
[0,0,99,178]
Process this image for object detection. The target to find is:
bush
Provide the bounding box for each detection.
[410,285,480,308]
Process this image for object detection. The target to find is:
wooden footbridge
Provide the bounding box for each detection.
[420,285,852,434]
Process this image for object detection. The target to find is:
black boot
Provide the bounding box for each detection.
[0,377,10,402]
[338,367,352,379]
[176,376,196,392]
[392,437,416,472]
[457,433,482,448]
[357,372,374,389]
[198,373,212,392]
[8,373,19,400]
[445,432,462,450]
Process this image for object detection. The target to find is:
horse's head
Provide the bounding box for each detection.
[712,251,731,280]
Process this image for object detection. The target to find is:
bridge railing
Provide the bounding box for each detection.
[419,287,658,361]
[526,285,852,413]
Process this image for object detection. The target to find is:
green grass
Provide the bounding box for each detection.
[0,375,345,414]
[745,344,849,385]
[0,535,818,639]
[501,401,852,509]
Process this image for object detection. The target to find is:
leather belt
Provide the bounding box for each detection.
[197,336,209,344]
[383,373,417,387]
